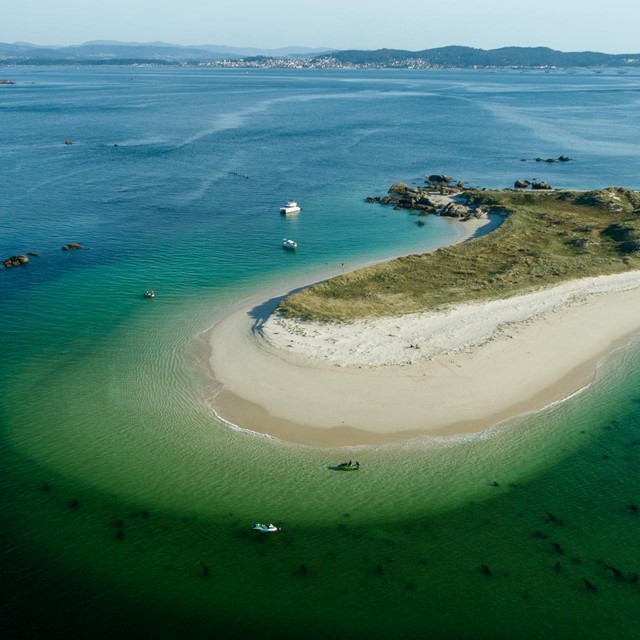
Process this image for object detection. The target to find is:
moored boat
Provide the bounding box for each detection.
[252,523,281,532]
[282,238,298,250]
[144,290,156,298]
[280,200,301,214]
[336,461,360,471]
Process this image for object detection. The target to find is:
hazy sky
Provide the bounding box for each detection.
[4,0,640,53]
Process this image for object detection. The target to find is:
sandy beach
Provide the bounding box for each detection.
[208,218,640,447]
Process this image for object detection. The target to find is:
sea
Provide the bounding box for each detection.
[2,66,640,639]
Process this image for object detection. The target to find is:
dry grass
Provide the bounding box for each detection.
[277,188,640,321]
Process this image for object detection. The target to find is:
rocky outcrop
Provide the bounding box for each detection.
[62,243,83,251]
[372,185,442,212]
[514,180,531,189]
[533,155,572,162]
[3,255,29,268]
[388,182,410,194]
[0,79,16,85]
[426,174,453,186]
[64,140,73,145]
[531,181,552,190]
[440,202,469,218]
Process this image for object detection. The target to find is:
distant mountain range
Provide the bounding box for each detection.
[0,42,638,68]
[0,41,333,63]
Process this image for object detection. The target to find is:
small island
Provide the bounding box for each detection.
[209,184,640,446]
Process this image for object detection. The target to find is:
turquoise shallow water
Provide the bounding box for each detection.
[2,66,640,638]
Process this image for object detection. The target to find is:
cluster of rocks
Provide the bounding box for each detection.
[1,79,16,85]
[2,244,84,269]
[366,175,490,221]
[536,156,571,163]
[366,175,463,210]
[439,201,488,220]
[3,255,30,268]
[514,180,553,190]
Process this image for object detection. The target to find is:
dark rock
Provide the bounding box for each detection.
[426,174,453,185]
[514,180,530,189]
[583,578,597,593]
[558,155,571,162]
[546,514,564,529]
[2,255,29,268]
[27,252,40,257]
[69,498,80,510]
[531,181,552,190]
[0,79,16,85]
[545,158,557,163]
[62,243,83,251]
[416,220,425,227]
[479,564,493,577]
[599,562,624,580]
[64,140,73,145]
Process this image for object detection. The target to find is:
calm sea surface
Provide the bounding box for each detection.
[2,66,640,638]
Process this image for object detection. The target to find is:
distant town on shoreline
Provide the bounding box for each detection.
[1,41,639,69]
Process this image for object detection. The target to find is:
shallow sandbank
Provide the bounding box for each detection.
[209,267,640,447]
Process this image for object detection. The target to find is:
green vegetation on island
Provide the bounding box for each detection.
[277,188,640,321]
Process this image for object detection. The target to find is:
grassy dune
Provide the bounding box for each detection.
[278,188,640,321]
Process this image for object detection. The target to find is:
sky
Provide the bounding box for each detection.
[3,0,640,54]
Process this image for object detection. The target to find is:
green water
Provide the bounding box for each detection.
[3,318,640,637]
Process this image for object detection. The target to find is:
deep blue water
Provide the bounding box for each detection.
[2,66,640,639]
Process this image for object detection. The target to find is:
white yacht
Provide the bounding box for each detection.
[280,200,301,214]
[282,238,298,250]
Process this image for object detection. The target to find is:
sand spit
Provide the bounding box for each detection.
[209,269,640,447]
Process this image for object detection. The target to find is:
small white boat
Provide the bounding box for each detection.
[282,238,298,250]
[144,290,156,298]
[280,200,301,214]
[252,523,281,532]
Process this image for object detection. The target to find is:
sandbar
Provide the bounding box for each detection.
[208,222,640,447]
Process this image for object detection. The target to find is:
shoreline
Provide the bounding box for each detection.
[206,211,640,447]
